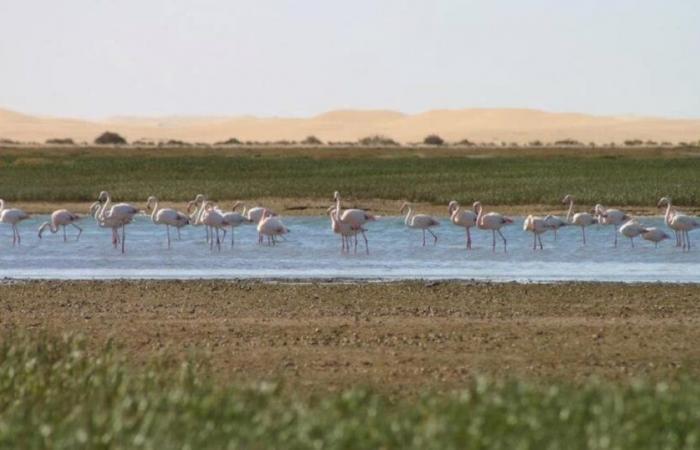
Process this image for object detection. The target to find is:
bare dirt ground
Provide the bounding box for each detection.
[2,281,698,394]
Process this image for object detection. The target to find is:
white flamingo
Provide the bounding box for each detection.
[595,204,630,247]
[333,191,378,254]
[200,201,226,251]
[328,206,364,253]
[0,199,30,246]
[473,201,513,252]
[188,194,210,242]
[38,209,82,241]
[221,202,253,248]
[523,215,553,250]
[562,195,597,245]
[641,227,671,248]
[543,215,567,240]
[257,210,289,245]
[658,197,688,249]
[400,202,439,246]
[619,219,647,248]
[448,200,477,250]
[146,196,189,248]
[96,191,139,253]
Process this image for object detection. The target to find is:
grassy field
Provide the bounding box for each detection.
[1,145,699,206]
[2,333,700,449]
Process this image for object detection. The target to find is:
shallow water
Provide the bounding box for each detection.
[0,215,698,283]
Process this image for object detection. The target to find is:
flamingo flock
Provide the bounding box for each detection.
[0,193,698,254]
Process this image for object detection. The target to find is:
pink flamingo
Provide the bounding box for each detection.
[0,199,30,246]
[200,201,226,251]
[146,196,190,248]
[38,209,82,241]
[221,202,253,248]
[595,204,630,247]
[96,191,139,253]
[473,201,513,252]
[333,191,378,254]
[400,202,439,246]
[257,210,288,245]
[523,215,554,250]
[448,200,477,250]
[328,206,364,253]
[562,195,597,245]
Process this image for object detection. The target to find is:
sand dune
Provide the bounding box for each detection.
[1,107,699,144]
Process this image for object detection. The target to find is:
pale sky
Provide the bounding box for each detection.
[0,0,698,119]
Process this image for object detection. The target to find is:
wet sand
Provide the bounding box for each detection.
[2,280,698,394]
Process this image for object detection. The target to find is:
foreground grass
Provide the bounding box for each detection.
[0,146,699,205]
[1,334,700,449]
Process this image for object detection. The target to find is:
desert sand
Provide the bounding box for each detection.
[2,107,700,144]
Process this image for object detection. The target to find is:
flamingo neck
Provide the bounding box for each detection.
[664,201,673,225]
[0,199,4,212]
[335,195,341,221]
[150,199,159,222]
[566,200,574,223]
[403,205,414,225]
[475,204,483,225]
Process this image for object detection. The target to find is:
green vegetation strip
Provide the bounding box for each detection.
[1,152,699,205]
[1,334,700,449]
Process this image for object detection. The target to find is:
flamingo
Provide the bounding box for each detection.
[619,219,647,248]
[240,204,277,224]
[562,195,597,245]
[658,197,686,249]
[473,201,513,252]
[146,196,189,248]
[89,201,123,249]
[641,227,671,248]
[200,201,226,251]
[188,194,210,242]
[543,215,567,240]
[523,215,553,250]
[257,210,289,245]
[96,191,139,253]
[333,191,378,254]
[38,209,82,241]
[0,199,30,246]
[221,202,253,248]
[328,206,365,253]
[400,202,439,246]
[595,204,630,247]
[448,200,477,250]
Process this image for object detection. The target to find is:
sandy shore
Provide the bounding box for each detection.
[1,280,698,393]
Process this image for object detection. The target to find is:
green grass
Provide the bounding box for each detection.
[1,148,699,205]
[2,334,700,449]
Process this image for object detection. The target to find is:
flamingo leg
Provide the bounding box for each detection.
[427,228,438,245]
[532,232,537,250]
[11,225,16,246]
[613,225,618,247]
[686,230,691,251]
[497,229,507,253]
[121,225,126,254]
[166,225,171,249]
[231,229,235,248]
[581,226,586,245]
[422,229,426,247]
[71,223,82,241]
[630,237,634,248]
[63,225,67,242]
[491,230,496,252]
[177,227,181,240]
[465,228,470,250]
[14,225,20,245]
[553,228,558,241]
[361,230,369,255]
[538,233,543,250]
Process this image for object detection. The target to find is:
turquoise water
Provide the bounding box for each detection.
[0,215,698,282]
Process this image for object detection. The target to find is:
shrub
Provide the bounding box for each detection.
[214,137,242,145]
[0,138,19,145]
[158,139,191,147]
[554,139,583,146]
[358,135,400,146]
[94,131,127,145]
[529,140,543,147]
[302,135,323,145]
[624,139,644,146]
[455,139,475,146]
[132,139,155,146]
[423,134,445,146]
[45,138,75,145]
